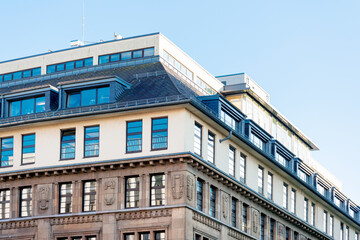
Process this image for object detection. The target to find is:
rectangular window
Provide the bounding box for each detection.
[123,233,135,240]
[22,134,35,164]
[346,226,349,240]
[126,120,142,153]
[258,166,264,194]
[340,223,344,240]
[323,210,327,233]
[209,186,216,218]
[267,172,273,200]
[207,131,215,164]
[20,187,32,217]
[355,232,358,240]
[310,202,315,226]
[0,189,10,219]
[125,176,139,208]
[304,198,309,222]
[242,203,248,233]
[1,137,14,167]
[250,133,264,150]
[298,168,309,183]
[317,183,328,197]
[84,126,99,157]
[66,86,109,108]
[294,232,299,240]
[239,153,246,183]
[194,123,202,156]
[220,110,237,129]
[155,231,165,240]
[229,146,235,176]
[290,188,296,214]
[329,215,334,237]
[275,152,288,168]
[286,227,290,240]
[196,179,203,211]
[231,198,237,227]
[151,117,168,150]
[59,183,73,214]
[83,181,96,212]
[9,96,45,117]
[151,174,166,206]
[139,233,150,240]
[61,129,76,160]
[283,183,288,209]
[260,214,265,240]
[270,218,275,240]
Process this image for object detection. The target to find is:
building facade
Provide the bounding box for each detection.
[0,33,358,240]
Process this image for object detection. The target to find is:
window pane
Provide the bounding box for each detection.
[144,48,155,57]
[126,177,139,208]
[22,134,35,164]
[97,86,110,104]
[0,189,10,219]
[21,98,35,115]
[99,55,109,64]
[83,181,96,212]
[121,51,131,60]
[61,129,76,159]
[152,118,168,150]
[20,187,32,217]
[60,183,72,214]
[155,231,165,240]
[151,174,165,206]
[67,92,80,108]
[10,100,21,117]
[32,68,41,76]
[65,61,75,70]
[110,53,120,62]
[127,121,142,152]
[132,50,143,58]
[207,132,215,164]
[84,126,99,157]
[47,65,56,74]
[36,96,46,113]
[194,123,202,155]
[13,72,22,80]
[81,88,97,106]
[75,60,84,68]
[23,70,32,78]
[196,180,203,211]
[84,58,93,66]
[1,137,14,167]
[56,63,65,72]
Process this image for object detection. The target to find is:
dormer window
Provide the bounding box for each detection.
[9,96,45,117]
[66,86,110,108]
[275,151,290,168]
[317,182,329,197]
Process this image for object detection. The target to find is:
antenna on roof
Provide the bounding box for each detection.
[82,0,85,43]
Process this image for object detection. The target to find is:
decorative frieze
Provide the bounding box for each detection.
[116,209,172,220]
[0,220,37,230]
[193,211,221,231]
[50,215,102,225]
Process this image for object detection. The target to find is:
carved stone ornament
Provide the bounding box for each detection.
[278,223,286,240]
[104,180,116,205]
[172,174,184,199]
[222,194,229,219]
[186,175,194,201]
[39,186,50,210]
[252,209,260,233]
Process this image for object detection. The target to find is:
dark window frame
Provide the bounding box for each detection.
[84,125,100,158]
[239,152,246,184]
[209,185,217,218]
[126,120,143,153]
[0,136,14,168]
[9,95,46,117]
[229,145,236,177]
[0,189,10,219]
[66,85,110,108]
[125,176,140,209]
[60,129,76,160]
[59,182,73,214]
[151,117,168,151]
[19,186,32,217]
[231,197,237,227]
[150,173,166,207]
[82,180,97,212]
[21,133,36,165]
[194,122,202,156]
[196,179,204,211]
[98,47,155,65]
[46,57,93,74]
[207,131,215,164]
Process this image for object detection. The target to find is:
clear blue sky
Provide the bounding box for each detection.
[1,1,359,203]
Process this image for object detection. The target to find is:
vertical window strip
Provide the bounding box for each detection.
[0,189,10,219]
[151,117,168,150]
[209,186,216,218]
[83,181,96,212]
[196,179,203,211]
[267,172,273,200]
[84,126,99,157]
[260,214,265,240]
[239,153,246,183]
[242,203,248,233]
[229,146,235,176]
[290,188,296,214]
[59,183,73,214]
[207,131,215,164]
[20,187,32,217]
[258,166,264,194]
[125,176,140,208]
[283,183,288,209]
[22,134,35,164]
[1,137,14,167]
[311,202,315,226]
[304,198,309,222]
[231,198,237,227]
[0,67,41,82]
[323,210,328,233]
[151,174,166,206]
[61,129,76,160]
[270,219,275,240]
[194,123,202,156]
[126,120,142,153]
[329,215,334,237]
[47,58,93,74]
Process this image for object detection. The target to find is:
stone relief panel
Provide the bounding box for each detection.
[186,175,194,202]
[251,207,260,238]
[222,193,229,220]
[172,174,184,199]
[278,223,286,240]
[102,178,118,210]
[37,184,52,215]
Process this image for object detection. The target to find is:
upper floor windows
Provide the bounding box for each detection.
[9,95,45,117]
[283,183,288,209]
[304,198,309,222]
[242,203,248,233]
[275,152,289,168]
[329,215,334,237]
[335,194,345,209]
[220,110,237,130]
[239,153,246,183]
[323,210,328,233]
[67,86,110,108]
[0,67,41,82]
[207,131,215,164]
[61,129,76,160]
[150,174,166,206]
[151,117,168,150]
[47,58,93,74]
[317,182,329,197]
[258,166,264,195]
[126,120,142,153]
[1,137,13,167]
[229,146,235,177]
[267,172,273,200]
[0,189,10,219]
[250,133,265,151]
[194,122,202,156]
[98,47,154,65]
[290,188,296,214]
[310,202,315,226]
[298,168,310,183]
[84,126,99,157]
[22,134,35,164]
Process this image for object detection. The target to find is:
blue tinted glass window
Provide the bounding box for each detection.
[84,58,93,66]
[132,50,143,59]
[32,68,41,76]
[4,74,12,81]
[152,118,168,150]
[110,54,120,62]
[67,92,80,108]
[127,120,142,152]
[81,88,96,106]
[75,60,84,68]
[61,129,76,159]
[1,137,13,167]
[121,52,131,60]
[22,98,35,115]
[97,87,110,104]
[10,101,21,117]
[13,72,22,80]
[65,61,75,70]
[22,134,35,164]
[0,75,3,82]
[84,126,99,157]
[47,65,56,74]
[23,70,32,78]
[56,63,65,72]
[99,55,109,64]
[35,96,45,113]
[144,48,155,57]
